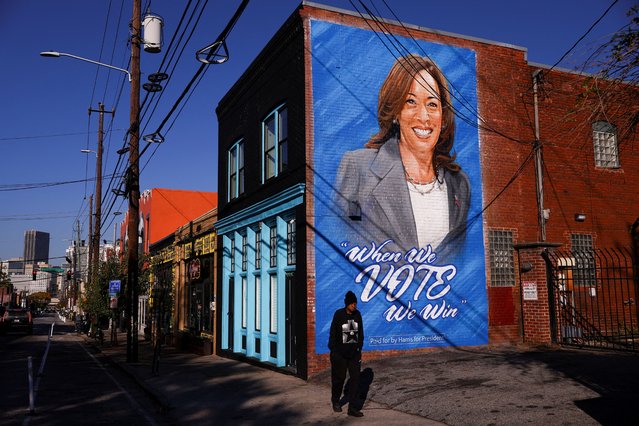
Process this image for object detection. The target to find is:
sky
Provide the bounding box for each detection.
[0,0,632,264]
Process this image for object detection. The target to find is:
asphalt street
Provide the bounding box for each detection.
[4,313,637,425]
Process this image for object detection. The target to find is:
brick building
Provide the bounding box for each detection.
[149,208,218,355]
[120,188,218,333]
[216,2,638,378]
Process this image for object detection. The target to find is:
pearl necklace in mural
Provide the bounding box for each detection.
[404,170,438,195]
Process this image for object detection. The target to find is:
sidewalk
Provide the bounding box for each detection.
[93,331,440,425]
[91,330,639,425]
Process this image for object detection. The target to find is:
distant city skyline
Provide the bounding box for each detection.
[23,230,50,266]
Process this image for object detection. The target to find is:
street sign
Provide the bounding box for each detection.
[109,280,121,297]
[40,267,65,273]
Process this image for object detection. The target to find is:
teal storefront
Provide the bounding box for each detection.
[215,184,303,370]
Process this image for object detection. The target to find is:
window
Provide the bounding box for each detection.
[287,218,296,265]
[592,121,619,168]
[262,105,288,181]
[255,224,262,270]
[241,234,247,271]
[571,234,596,286]
[241,277,247,329]
[228,140,245,200]
[255,276,261,331]
[269,275,278,333]
[230,238,235,273]
[489,230,515,287]
[270,226,277,268]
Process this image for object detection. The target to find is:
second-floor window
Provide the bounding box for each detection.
[592,121,619,168]
[228,139,245,201]
[262,105,288,181]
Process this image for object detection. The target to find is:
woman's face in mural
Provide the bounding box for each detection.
[397,69,442,156]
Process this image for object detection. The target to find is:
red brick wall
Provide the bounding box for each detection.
[300,5,539,376]
[297,4,639,377]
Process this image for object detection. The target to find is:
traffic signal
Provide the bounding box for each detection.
[66,270,72,281]
[32,270,37,281]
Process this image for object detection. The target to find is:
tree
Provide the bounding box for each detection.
[578,5,639,139]
[81,254,125,325]
[0,269,12,306]
[27,291,51,310]
[598,6,639,84]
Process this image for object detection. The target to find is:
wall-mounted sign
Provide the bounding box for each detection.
[190,258,201,280]
[522,281,538,301]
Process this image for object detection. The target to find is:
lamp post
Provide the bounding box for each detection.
[39,51,132,81]
[42,1,141,361]
[113,212,122,255]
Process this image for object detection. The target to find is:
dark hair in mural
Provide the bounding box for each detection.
[365,54,459,172]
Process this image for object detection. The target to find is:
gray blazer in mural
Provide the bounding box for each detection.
[334,136,470,257]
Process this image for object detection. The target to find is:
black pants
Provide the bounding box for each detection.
[330,351,361,407]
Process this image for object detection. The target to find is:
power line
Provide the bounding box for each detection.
[0,174,121,192]
[353,0,532,146]
[139,0,248,156]
[97,0,205,231]
[0,130,124,142]
[0,213,77,222]
[546,0,620,74]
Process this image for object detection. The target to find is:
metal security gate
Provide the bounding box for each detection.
[544,248,639,352]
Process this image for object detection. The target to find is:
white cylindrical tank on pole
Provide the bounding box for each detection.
[142,12,163,53]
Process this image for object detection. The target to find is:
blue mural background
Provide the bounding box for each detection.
[311,20,487,354]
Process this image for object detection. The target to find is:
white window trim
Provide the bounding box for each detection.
[592,121,619,168]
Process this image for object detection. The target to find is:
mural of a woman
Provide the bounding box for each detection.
[335,54,470,257]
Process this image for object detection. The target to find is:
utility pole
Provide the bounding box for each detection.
[88,194,93,283]
[88,103,114,284]
[532,70,546,242]
[126,0,141,363]
[73,220,81,310]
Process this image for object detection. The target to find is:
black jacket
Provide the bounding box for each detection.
[328,307,364,359]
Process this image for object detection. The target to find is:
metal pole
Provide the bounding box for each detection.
[532,70,546,242]
[88,194,93,285]
[127,0,141,363]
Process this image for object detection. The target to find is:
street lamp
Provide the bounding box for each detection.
[113,212,122,254]
[40,51,132,82]
[80,149,97,156]
[42,0,142,363]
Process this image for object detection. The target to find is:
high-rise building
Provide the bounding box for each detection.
[24,230,49,266]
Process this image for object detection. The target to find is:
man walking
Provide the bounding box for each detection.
[328,290,364,417]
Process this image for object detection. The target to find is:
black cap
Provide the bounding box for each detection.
[344,291,357,306]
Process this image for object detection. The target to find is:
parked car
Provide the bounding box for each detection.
[0,308,33,335]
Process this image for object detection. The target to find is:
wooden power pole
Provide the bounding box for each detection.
[126,0,141,363]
